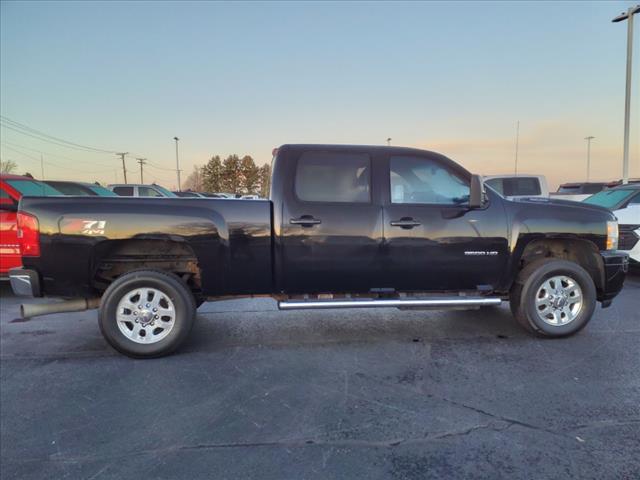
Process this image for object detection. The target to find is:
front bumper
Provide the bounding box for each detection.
[8,268,41,297]
[598,251,629,306]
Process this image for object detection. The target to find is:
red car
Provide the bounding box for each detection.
[0,174,61,278]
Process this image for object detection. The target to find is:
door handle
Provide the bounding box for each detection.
[390,217,421,229]
[290,216,322,226]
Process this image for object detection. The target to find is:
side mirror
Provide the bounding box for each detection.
[469,174,484,209]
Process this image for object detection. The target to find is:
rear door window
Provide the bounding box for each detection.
[295,151,371,203]
[113,186,134,196]
[138,186,164,197]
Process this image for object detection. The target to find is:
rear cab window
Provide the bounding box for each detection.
[485,177,541,196]
[294,151,371,203]
[113,186,134,196]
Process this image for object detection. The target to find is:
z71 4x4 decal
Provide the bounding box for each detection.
[59,218,107,236]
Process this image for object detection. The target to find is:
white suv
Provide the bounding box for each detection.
[108,184,177,198]
[584,184,640,264]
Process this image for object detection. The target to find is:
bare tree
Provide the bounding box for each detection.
[183,165,204,191]
[0,159,17,174]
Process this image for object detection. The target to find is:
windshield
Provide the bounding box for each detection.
[152,185,177,197]
[6,179,61,196]
[89,185,117,196]
[584,189,636,209]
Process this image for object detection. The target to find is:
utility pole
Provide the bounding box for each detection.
[613,5,640,184]
[514,120,520,175]
[136,158,147,183]
[117,152,129,183]
[173,137,181,191]
[584,136,595,182]
[40,153,45,180]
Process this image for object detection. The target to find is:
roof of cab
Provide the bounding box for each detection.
[278,144,471,176]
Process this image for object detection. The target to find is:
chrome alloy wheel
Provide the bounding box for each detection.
[535,275,583,326]
[116,288,176,344]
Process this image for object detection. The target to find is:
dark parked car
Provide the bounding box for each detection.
[9,144,628,357]
[550,182,612,202]
[44,181,117,197]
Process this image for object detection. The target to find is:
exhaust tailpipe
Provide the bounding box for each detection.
[21,298,101,319]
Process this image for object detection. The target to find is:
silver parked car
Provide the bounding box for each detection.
[108,183,177,197]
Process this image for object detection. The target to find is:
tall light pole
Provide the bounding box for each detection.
[514,120,520,175]
[584,136,595,182]
[173,137,181,191]
[613,5,640,184]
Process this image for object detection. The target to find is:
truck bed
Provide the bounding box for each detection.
[18,196,273,297]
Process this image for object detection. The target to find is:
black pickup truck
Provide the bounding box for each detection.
[9,144,628,357]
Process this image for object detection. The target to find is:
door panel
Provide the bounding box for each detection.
[383,201,508,290]
[382,155,509,291]
[280,150,384,293]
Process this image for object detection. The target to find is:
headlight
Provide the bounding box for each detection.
[607,221,619,250]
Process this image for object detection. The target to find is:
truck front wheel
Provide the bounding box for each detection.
[510,259,596,337]
[99,269,196,358]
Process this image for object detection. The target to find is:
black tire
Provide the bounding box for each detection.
[510,258,596,337]
[99,269,196,358]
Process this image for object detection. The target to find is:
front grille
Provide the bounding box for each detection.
[619,225,640,251]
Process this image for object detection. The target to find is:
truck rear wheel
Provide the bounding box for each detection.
[99,269,196,358]
[510,258,596,337]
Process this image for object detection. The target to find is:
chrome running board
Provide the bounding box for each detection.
[278,296,501,310]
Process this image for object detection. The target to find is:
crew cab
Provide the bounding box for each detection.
[0,174,61,278]
[9,145,629,358]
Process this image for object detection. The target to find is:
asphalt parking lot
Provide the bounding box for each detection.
[1,273,639,480]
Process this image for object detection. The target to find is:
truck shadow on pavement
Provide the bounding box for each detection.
[2,271,638,359]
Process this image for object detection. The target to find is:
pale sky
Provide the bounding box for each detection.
[1,0,639,190]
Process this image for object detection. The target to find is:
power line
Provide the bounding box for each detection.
[1,116,179,176]
[146,161,176,171]
[0,140,116,168]
[0,115,118,154]
[1,144,115,174]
